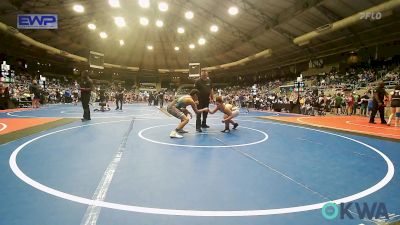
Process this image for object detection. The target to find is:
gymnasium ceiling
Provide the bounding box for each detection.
[0,0,399,74]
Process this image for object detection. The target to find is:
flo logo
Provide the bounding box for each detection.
[359,12,382,20]
[321,202,389,220]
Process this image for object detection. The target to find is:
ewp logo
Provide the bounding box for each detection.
[17,14,58,29]
[322,202,389,220]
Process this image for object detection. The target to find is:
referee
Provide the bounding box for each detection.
[369,82,388,124]
[115,84,124,110]
[79,71,93,122]
[195,70,214,132]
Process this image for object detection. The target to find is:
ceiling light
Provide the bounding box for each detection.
[108,0,120,8]
[114,17,126,27]
[185,11,194,20]
[189,44,195,49]
[228,6,239,15]
[138,0,150,8]
[119,40,125,46]
[88,23,96,30]
[210,25,218,32]
[140,17,149,26]
[174,46,180,51]
[198,37,206,45]
[156,20,164,27]
[177,27,185,34]
[99,32,107,39]
[158,2,168,12]
[73,4,84,13]
[147,45,153,50]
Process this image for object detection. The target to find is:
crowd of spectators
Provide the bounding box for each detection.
[1,64,399,117]
[0,72,153,109]
[206,65,399,116]
[1,73,73,108]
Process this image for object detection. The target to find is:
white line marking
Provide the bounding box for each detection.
[0,122,7,132]
[223,135,376,224]
[296,137,324,145]
[60,109,156,114]
[80,119,135,225]
[215,137,329,201]
[352,152,378,159]
[296,117,400,137]
[7,111,161,119]
[6,111,166,119]
[345,120,399,131]
[138,124,268,148]
[8,119,395,217]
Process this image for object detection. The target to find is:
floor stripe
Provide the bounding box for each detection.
[214,136,374,223]
[345,120,399,130]
[0,118,77,145]
[352,151,379,160]
[296,117,400,138]
[296,137,324,146]
[214,137,329,201]
[156,106,172,117]
[8,118,394,217]
[0,122,7,132]
[80,118,135,225]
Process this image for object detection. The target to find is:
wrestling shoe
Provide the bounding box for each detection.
[170,131,183,138]
[177,129,189,134]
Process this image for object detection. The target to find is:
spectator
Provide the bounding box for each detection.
[367,98,373,116]
[387,84,400,126]
[334,93,343,115]
[353,93,360,115]
[346,93,354,115]
[0,83,10,110]
[29,80,41,108]
[360,92,369,116]
[159,90,165,108]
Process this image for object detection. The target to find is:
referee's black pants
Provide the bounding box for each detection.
[116,97,123,110]
[369,103,386,123]
[81,93,91,120]
[196,99,210,129]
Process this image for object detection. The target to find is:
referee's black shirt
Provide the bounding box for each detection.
[373,86,386,104]
[80,78,93,95]
[195,78,212,101]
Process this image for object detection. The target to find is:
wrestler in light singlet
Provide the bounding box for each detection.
[209,96,239,132]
